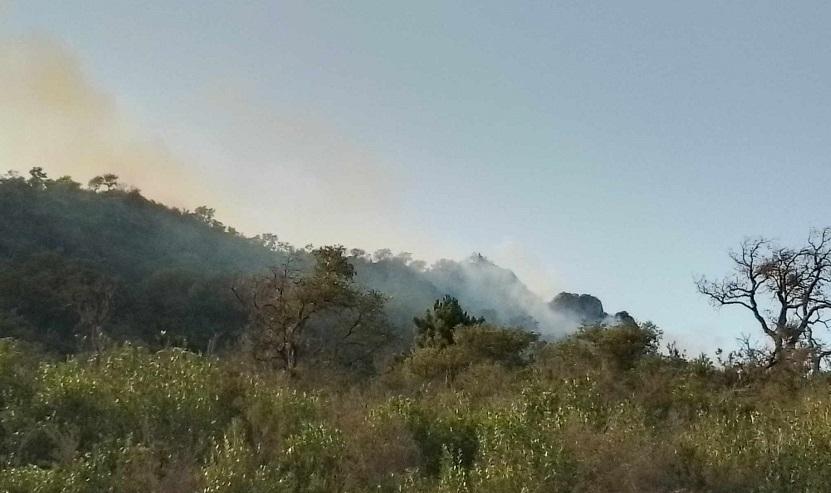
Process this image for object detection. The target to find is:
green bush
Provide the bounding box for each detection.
[375,397,479,477]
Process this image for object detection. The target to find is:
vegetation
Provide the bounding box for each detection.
[3,322,831,492]
[0,168,562,355]
[0,168,281,353]
[3,168,831,492]
[413,295,484,348]
[232,245,391,373]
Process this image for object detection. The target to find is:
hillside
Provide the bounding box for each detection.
[0,170,282,351]
[0,168,625,352]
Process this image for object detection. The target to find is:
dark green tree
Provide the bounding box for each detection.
[27,167,49,190]
[414,295,484,347]
[87,173,120,192]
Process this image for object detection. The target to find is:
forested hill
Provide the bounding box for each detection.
[0,168,624,353]
[0,169,285,352]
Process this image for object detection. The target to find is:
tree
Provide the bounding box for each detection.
[256,233,282,252]
[192,206,225,230]
[63,267,116,353]
[52,176,82,192]
[573,321,660,371]
[233,245,391,372]
[535,321,661,376]
[0,252,117,353]
[406,323,538,383]
[453,324,539,367]
[87,173,119,192]
[27,167,49,190]
[697,229,831,372]
[414,295,484,347]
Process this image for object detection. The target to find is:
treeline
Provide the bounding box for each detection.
[0,168,291,353]
[0,168,579,359]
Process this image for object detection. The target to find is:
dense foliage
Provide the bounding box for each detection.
[2,326,831,492]
[0,168,281,352]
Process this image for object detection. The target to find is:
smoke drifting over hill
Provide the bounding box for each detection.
[0,36,431,257]
[0,37,630,336]
[0,37,210,209]
[353,252,631,337]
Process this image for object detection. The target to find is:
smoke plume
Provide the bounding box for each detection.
[0,37,214,209]
[1,37,600,337]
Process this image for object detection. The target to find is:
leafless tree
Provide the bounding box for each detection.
[697,228,831,372]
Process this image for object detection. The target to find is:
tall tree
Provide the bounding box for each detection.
[233,245,390,372]
[698,228,831,372]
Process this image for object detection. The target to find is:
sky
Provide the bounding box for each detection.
[2,1,831,353]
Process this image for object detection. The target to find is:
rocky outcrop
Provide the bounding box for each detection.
[548,292,634,326]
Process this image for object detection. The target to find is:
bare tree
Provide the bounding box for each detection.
[697,228,831,372]
[233,245,391,372]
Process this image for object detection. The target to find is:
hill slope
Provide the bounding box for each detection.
[0,169,627,351]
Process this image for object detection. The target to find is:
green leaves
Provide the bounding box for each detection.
[414,296,484,348]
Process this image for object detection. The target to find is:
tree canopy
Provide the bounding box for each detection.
[413,295,485,347]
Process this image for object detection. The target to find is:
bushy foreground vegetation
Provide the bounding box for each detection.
[2,327,831,493]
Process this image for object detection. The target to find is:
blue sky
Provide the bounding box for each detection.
[3,1,831,352]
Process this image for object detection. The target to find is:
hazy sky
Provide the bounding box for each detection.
[3,1,831,353]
